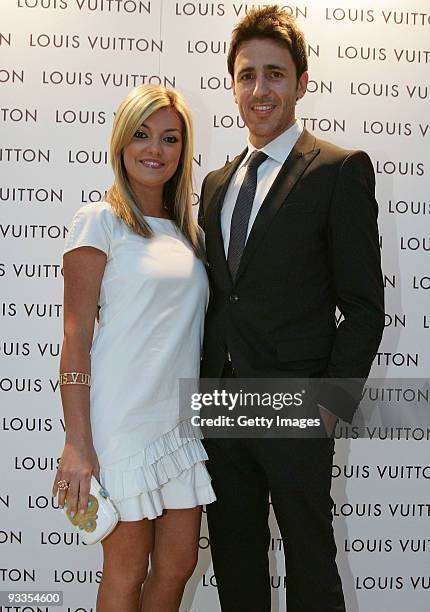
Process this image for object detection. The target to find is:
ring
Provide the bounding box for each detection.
[57,479,69,491]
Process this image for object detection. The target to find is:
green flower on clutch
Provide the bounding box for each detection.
[65,494,99,533]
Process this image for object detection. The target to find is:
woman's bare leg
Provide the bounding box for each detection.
[97,519,154,612]
[140,507,202,612]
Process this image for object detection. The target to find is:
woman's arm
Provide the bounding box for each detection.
[52,245,107,518]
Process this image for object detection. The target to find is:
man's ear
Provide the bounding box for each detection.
[296,70,308,102]
[232,78,237,103]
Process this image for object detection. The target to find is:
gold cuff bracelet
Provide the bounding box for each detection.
[59,372,91,387]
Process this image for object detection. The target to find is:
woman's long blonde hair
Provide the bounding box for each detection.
[106,84,203,258]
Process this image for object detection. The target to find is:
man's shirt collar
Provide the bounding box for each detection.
[243,119,303,166]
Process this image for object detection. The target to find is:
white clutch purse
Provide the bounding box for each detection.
[63,475,119,545]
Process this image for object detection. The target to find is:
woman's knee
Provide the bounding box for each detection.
[101,520,154,588]
[103,549,150,587]
[151,550,198,584]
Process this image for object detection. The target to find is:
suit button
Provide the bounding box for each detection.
[229,294,239,303]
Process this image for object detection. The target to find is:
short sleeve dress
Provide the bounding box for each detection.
[64,201,216,521]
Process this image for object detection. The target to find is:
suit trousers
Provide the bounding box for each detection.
[203,362,346,612]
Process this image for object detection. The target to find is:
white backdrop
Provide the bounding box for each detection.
[1,1,429,611]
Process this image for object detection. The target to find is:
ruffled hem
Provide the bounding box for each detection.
[99,419,209,501]
[112,464,217,521]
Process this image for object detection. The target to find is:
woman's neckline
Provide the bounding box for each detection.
[145,215,174,221]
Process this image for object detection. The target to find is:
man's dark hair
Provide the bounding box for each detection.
[227,5,308,81]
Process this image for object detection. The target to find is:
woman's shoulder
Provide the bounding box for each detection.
[69,200,121,231]
[64,201,120,255]
[71,200,116,220]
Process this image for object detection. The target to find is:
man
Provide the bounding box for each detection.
[198,6,384,612]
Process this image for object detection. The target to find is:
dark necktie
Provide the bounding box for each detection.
[227,150,268,280]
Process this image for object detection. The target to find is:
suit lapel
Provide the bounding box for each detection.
[235,129,319,283]
[205,149,247,288]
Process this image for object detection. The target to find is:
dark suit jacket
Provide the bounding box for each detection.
[198,128,384,423]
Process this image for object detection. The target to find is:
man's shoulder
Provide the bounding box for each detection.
[201,150,246,206]
[204,151,244,182]
[311,132,372,168]
[204,165,226,184]
[306,132,375,191]
[314,134,354,159]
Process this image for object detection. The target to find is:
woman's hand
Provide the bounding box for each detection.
[52,442,100,517]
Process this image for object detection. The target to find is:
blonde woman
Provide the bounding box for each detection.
[52,85,216,612]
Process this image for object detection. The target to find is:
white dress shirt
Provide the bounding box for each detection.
[221,120,303,255]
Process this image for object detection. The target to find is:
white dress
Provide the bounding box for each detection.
[64,201,216,520]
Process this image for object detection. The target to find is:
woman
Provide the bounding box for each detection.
[52,84,216,612]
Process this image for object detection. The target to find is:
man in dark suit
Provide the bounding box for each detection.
[198,6,384,612]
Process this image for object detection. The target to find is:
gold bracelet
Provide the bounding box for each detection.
[59,372,91,387]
